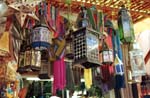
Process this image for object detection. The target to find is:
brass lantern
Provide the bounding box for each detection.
[17,45,41,73]
[24,47,41,71]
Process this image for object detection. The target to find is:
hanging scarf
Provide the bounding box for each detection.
[72,66,82,86]
[53,57,66,95]
[112,29,125,89]
[84,68,92,89]
[65,61,75,90]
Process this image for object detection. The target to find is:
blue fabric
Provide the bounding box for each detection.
[115,74,125,89]
[112,30,123,60]
[116,30,123,60]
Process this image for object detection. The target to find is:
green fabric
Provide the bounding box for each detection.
[87,8,96,30]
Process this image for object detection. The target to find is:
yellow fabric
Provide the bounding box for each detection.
[84,68,92,89]
[0,31,10,56]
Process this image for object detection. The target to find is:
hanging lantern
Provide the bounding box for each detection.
[118,5,135,43]
[73,27,100,68]
[102,49,113,64]
[101,41,113,64]
[76,6,89,28]
[39,50,51,79]
[17,45,41,73]
[129,42,146,77]
[31,25,51,50]
[114,54,124,75]
[24,48,41,71]
[31,6,52,50]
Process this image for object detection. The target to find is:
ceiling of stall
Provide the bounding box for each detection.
[49,0,150,23]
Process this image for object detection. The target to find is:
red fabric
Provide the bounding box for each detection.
[105,28,113,49]
[5,16,12,31]
[53,57,66,95]
[101,64,114,82]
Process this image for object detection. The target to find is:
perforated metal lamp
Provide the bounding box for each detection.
[73,27,100,68]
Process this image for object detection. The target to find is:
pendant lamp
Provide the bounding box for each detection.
[17,44,41,73]
[101,42,113,64]
[76,6,89,28]
[129,42,146,77]
[0,31,10,57]
[73,27,100,68]
[31,10,51,50]
[24,48,41,71]
[118,5,135,43]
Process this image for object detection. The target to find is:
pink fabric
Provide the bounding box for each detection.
[53,57,66,95]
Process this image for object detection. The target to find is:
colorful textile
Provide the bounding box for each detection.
[53,57,66,95]
[115,74,125,89]
[84,68,92,89]
[65,61,75,90]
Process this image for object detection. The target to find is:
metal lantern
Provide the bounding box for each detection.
[129,42,146,77]
[73,27,100,68]
[76,6,89,28]
[24,48,41,71]
[102,49,113,64]
[39,50,51,79]
[118,5,135,43]
[31,25,51,50]
[17,46,41,73]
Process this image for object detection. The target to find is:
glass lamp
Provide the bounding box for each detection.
[118,5,135,43]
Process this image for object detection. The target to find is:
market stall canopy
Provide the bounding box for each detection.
[49,0,150,23]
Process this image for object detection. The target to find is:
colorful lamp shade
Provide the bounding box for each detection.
[73,27,100,68]
[31,25,51,50]
[118,5,135,43]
